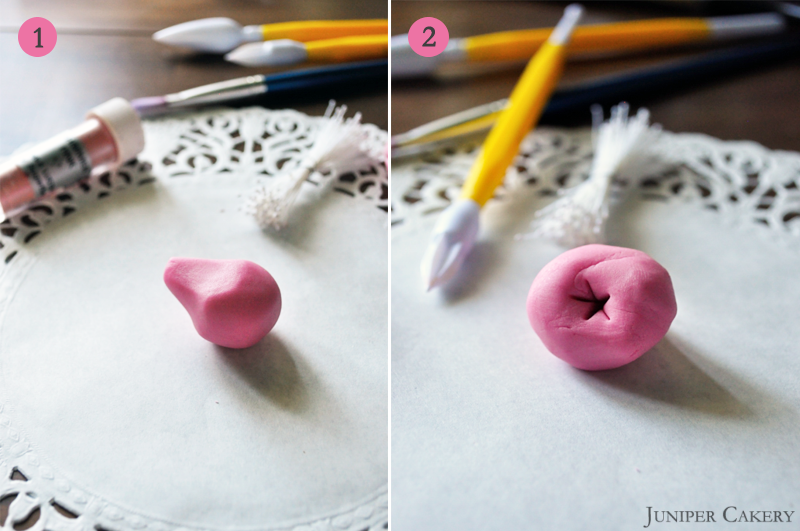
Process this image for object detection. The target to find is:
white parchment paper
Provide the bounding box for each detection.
[392,146,800,530]
[0,174,387,528]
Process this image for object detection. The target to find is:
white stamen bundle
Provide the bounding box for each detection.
[247,101,374,230]
[527,103,659,247]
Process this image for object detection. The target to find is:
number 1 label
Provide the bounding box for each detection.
[18,17,57,57]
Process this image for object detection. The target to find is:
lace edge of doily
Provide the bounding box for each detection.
[390,127,800,245]
[1,107,389,266]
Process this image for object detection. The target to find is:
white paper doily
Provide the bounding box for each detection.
[0,108,388,531]
[392,128,800,529]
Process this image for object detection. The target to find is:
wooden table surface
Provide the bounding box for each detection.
[391,1,800,151]
[0,0,388,157]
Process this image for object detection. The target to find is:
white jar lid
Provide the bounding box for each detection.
[87,97,145,165]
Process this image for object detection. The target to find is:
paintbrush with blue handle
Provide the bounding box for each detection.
[132,59,387,117]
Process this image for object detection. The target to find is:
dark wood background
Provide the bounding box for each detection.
[0,0,388,157]
[392,1,800,151]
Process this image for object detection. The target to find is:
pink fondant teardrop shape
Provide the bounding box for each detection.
[164,258,282,349]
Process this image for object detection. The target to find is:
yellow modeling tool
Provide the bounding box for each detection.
[305,34,388,63]
[464,16,779,60]
[420,4,584,291]
[392,12,784,78]
[460,19,575,206]
[260,20,387,42]
[154,18,388,54]
[226,34,388,67]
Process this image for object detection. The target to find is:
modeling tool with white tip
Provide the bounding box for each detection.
[391,12,784,79]
[421,199,480,291]
[421,4,584,291]
[225,34,388,67]
[154,18,388,54]
[153,17,261,53]
[226,40,308,66]
[391,34,466,78]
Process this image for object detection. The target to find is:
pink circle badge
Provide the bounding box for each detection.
[19,17,57,57]
[408,17,449,58]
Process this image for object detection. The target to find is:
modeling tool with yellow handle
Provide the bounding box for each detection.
[260,20,387,42]
[392,12,784,78]
[154,18,388,54]
[420,4,584,291]
[226,34,388,67]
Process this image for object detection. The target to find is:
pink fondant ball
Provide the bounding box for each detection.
[164,258,281,349]
[526,244,677,371]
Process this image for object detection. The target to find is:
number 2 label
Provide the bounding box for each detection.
[422,26,436,47]
[408,18,450,58]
